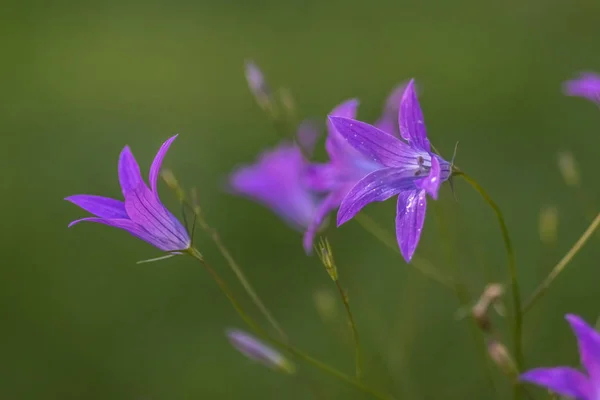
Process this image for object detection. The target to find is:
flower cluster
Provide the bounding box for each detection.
[230,76,451,262]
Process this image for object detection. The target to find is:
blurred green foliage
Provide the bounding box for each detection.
[2,0,600,398]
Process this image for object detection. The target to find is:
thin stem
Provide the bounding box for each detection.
[186,248,396,400]
[454,171,524,372]
[194,211,287,341]
[523,211,600,314]
[354,213,455,289]
[334,279,363,380]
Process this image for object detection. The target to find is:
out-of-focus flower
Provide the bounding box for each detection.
[229,142,321,230]
[302,83,408,252]
[564,72,600,105]
[329,80,451,261]
[520,314,600,399]
[66,135,191,252]
[227,329,295,373]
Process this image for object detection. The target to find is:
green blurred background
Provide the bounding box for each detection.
[3,0,600,398]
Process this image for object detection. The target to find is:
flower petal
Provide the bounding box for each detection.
[417,155,441,199]
[566,314,600,382]
[303,191,345,253]
[229,144,319,229]
[149,135,178,195]
[395,189,427,262]
[328,116,421,168]
[520,367,591,399]
[337,167,418,226]
[399,80,431,152]
[65,194,128,219]
[563,72,600,104]
[326,99,360,162]
[374,82,407,137]
[124,184,190,251]
[118,146,143,196]
[67,217,175,251]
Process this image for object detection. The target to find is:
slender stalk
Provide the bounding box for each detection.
[334,279,362,380]
[186,248,396,400]
[354,213,455,289]
[523,211,600,314]
[193,210,287,341]
[454,171,524,372]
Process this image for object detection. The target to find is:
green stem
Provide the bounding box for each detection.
[194,212,287,341]
[454,171,524,372]
[523,211,600,314]
[354,213,455,289]
[186,248,396,400]
[334,279,363,380]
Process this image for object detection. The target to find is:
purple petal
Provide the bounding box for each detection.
[563,72,600,104]
[566,314,600,382]
[65,195,128,219]
[374,82,408,137]
[326,99,360,162]
[118,146,142,197]
[67,217,175,252]
[124,184,191,251]
[520,367,592,399]
[399,80,431,152]
[229,144,319,229]
[328,116,422,168]
[395,189,427,262]
[337,167,418,226]
[417,155,441,199]
[149,135,178,195]
[303,191,345,253]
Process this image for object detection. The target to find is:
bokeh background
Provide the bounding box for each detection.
[3,0,600,398]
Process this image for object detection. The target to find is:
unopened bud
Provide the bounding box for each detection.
[539,205,558,245]
[227,329,295,374]
[161,169,185,201]
[314,288,338,322]
[316,237,338,281]
[487,339,518,378]
[244,60,273,112]
[472,283,504,332]
[279,87,296,119]
[557,151,580,187]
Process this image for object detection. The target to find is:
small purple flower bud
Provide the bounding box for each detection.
[227,329,295,373]
[244,60,272,110]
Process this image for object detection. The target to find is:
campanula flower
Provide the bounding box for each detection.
[302,83,408,252]
[227,329,295,373]
[521,314,600,400]
[229,142,321,231]
[564,72,600,105]
[66,135,191,252]
[329,79,451,261]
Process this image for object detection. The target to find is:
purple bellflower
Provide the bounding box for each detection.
[521,314,600,400]
[66,135,191,253]
[302,83,408,252]
[328,79,451,262]
[564,72,600,105]
[229,142,321,231]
